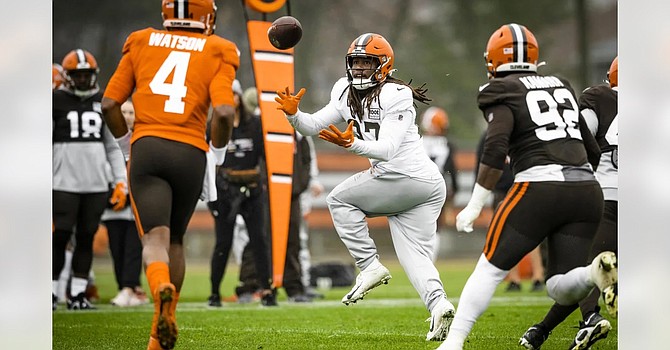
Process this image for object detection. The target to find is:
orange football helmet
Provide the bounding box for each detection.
[346,33,394,90]
[607,56,618,88]
[162,0,217,35]
[484,23,539,78]
[420,107,449,135]
[61,49,99,94]
[52,63,64,90]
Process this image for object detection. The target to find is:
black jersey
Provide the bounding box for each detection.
[579,84,618,200]
[52,89,126,193]
[221,115,264,170]
[579,84,618,154]
[53,89,105,143]
[478,73,594,182]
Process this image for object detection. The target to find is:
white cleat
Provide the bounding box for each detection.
[341,259,391,305]
[426,297,455,341]
[590,251,618,317]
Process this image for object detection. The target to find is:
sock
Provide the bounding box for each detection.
[448,255,507,343]
[70,277,88,297]
[540,303,578,332]
[546,266,591,305]
[146,262,170,296]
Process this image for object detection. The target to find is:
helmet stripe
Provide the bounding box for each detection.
[75,49,86,65]
[508,23,528,64]
[175,0,188,19]
[354,33,372,52]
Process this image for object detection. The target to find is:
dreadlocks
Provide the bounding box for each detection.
[345,76,431,120]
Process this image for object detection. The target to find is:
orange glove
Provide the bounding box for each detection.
[275,87,306,115]
[318,121,355,148]
[109,182,128,211]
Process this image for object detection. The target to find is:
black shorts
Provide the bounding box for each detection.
[484,181,603,279]
[128,136,206,242]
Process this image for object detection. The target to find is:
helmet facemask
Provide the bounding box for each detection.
[346,54,384,90]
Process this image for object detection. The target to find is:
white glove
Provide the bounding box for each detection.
[209,141,228,166]
[115,131,132,161]
[456,183,492,233]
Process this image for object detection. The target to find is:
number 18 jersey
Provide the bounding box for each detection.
[478,73,594,182]
[104,28,240,152]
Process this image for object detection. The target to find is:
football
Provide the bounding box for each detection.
[267,16,302,50]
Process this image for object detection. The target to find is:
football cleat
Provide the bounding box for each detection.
[602,283,618,317]
[425,297,455,341]
[341,259,391,305]
[67,292,96,310]
[568,312,611,350]
[207,294,222,308]
[519,324,549,350]
[590,251,618,317]
[156,283,177,349]
[260,289,278,307]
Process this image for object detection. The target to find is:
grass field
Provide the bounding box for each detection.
[53,259,617,349]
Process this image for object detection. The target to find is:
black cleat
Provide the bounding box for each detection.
[519,324,549,349]
[568,312,611,350]
[67,292,96,310]
[207,294,222,307]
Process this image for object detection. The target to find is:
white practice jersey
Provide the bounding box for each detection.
[422,135,450,175]
[287,77,440,179]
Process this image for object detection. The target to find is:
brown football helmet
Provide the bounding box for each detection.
[607,56,618,88]
[346,33,394,90]
[61,49,99,94]
[484,23,539,78]
[162,0,217,35]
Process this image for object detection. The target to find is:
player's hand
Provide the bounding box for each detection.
[109,182,128,211]
[455,205,482,233]
[275,87,306,115]
[318,121,355,148]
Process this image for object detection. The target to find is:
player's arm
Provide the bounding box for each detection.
[210,104,235,148]
[346,107,413,161]
[456,104,512,232]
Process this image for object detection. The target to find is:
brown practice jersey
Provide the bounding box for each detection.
[579,84,618,200]
[478,73,594,182]
[104,28,240,152]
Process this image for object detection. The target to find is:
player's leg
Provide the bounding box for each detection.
[442,182,548,349]
[387,177,454,341]
[326,170,392,304]
[241,188,277,306]
[52,190,78,309]
[68,192,107,309]
[568,200,618,349]
[207,182,237,306]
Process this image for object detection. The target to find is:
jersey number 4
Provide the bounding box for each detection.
[149,51,191,114]
[526,88,581,141]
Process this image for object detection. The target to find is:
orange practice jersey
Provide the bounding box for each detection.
[104,28,240,151]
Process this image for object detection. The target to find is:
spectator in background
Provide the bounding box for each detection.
[206,80,276,307]
[476,132,545,293]
[420,106,458,260]
[52,49,127,310]
[102,100,148,307]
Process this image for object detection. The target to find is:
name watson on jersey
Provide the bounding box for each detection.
[149,32,206,52]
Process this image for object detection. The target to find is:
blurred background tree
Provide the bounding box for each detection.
[53,0,616,150]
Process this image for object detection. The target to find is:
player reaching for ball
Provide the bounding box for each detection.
[275,32,456,342]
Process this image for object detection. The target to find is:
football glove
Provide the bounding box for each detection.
[455,183,492,232]
[318,121,355,148]
[109,182,128,211]
[275,87,306,115]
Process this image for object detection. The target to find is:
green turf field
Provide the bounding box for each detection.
[53,259,617,349]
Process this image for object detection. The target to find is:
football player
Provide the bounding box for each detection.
[437,24,617,350]
[101,0,240,349]
[52,49,127,310]
[519,56,619,350]
[419,107,459,260]
[275,33,456,342]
